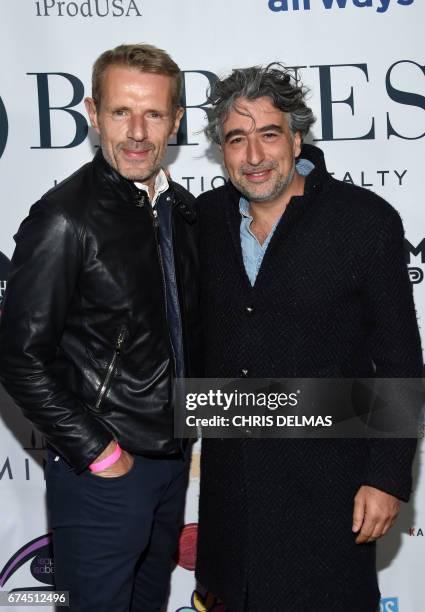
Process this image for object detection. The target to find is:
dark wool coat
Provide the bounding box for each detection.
[195,145,423,612]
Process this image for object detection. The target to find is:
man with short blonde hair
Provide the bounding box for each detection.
[0,44,200,611]
[91,43,183,112]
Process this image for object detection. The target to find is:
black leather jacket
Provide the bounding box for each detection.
[0,151,201,472]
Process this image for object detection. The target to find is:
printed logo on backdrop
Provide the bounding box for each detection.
[0,430,45,482]
[26,60,424,158]
[0,534,54,590]
[35,0,142,17]
[379,598,399,612]
[408,527,424,536]
[329,169,407,189]
[268,0,414,14]
[405,238,425,284]
[0,97,8,159]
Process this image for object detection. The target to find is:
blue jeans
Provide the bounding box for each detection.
[45,449,189,611]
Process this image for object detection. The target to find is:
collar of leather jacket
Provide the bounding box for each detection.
[92,149,196,224]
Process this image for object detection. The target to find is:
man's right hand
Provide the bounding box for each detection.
[90,441,134,478]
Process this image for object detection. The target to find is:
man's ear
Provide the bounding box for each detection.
[293,130,302,158]
[84,97,100,134]
[170,106,185,137]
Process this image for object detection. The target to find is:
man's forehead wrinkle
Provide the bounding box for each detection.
[231,103,257,136]
[223,104,257,140]
[224,99,285,134]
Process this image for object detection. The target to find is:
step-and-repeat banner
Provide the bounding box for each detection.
[0,1,424,611]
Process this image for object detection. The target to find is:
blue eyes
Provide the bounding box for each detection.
[111,111,163,119]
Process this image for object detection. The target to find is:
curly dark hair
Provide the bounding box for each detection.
[205,63,315,144]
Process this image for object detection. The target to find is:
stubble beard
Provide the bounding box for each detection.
[101,140,160,183]
[233,161,296,204]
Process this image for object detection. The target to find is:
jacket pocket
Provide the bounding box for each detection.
[92,324,128,412]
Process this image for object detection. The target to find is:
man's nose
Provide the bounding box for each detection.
[246,137,265,166]
[127,115,147,141]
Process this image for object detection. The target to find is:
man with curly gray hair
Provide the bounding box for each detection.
[205,64,314,144]
[195,64,422,611]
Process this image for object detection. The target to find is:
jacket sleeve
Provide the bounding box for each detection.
[0,201,113,472]
[360,205,423,501]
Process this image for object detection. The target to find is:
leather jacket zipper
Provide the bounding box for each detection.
[138,190,182,454]
[145,196,177,378]
[94,325,127,411]
[170,211,188,374]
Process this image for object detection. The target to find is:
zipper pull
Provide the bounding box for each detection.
[151,206,159,228]
[136,192,149,208]
[115,326,127,378]
[116,326,127,351]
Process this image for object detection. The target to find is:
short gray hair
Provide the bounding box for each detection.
[205,64,315,144]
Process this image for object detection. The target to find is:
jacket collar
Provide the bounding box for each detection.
[222,144,331,287]
[93,148,141,206]
[92,149,196,223]
[297,143,330,194]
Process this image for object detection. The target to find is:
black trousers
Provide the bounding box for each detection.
[45,449,189,612]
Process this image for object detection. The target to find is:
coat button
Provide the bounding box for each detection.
[246,306,254,316]
[240,369,249,378]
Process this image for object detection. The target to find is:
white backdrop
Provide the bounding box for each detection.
[0,1,424,611]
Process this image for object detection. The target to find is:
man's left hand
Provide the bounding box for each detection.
[352,485,400,544]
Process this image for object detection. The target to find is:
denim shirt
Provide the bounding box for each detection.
[240,159,314,286]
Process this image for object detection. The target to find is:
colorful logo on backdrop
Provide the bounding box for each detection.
[176,590,226,612]
[380,597,399,611]
[174,524,226,611]
[175,523,198,571]
[0,252,10,314]
[0,98,8,159]
[0,534,54,590]
[268,0,414,14]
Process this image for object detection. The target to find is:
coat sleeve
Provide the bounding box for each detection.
[360,205,423,501]
[0,201,113,472]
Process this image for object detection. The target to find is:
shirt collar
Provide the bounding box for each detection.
[239,197,252,219]
[296,158,315,177]
[134,169,169,208]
